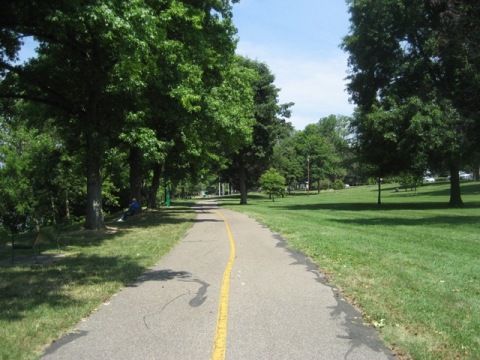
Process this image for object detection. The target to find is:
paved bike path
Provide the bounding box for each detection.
[42,200,393,359]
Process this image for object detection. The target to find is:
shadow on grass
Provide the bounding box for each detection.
[390,182,476,197]
[0,254,146,321]
[0,201,210,323]
[272,201,480,212]
[105,204,197,228]
[332,215,480,227]
[0,204,196,275]
[217,194,279,207]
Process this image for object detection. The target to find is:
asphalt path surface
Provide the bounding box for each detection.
[42,200,394,360]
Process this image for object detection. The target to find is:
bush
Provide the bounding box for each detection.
[397,173,422,190]
[333,179,345,190]
[319,179,331,190]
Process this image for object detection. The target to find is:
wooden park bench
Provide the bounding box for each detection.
[11,225,61,264]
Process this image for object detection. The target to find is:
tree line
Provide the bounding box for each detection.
[0,0,297,232]
[1,1,478,235]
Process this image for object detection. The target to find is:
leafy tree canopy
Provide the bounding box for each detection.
[342,0,477,206]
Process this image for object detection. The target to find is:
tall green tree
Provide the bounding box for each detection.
[315,115,350,184]
[1,0,165,228]
[426,1,480,138]
[0,103,73,230]
[342,0,473,206]
[426,1,480,179]
[140,53,256,208]
[0,0,240,228]
[224,58,293,205]
[292,116,349,193]
[295,124,332,193]
[272,131,304,192]
[119,0,241,208]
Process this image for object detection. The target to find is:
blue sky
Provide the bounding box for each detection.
[232,0,354,130]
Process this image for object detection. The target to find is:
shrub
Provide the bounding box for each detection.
[319,179,331,190]
[397,173,422,190]
[333,179,345,190]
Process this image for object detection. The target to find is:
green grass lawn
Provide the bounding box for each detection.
[1,184,478,360]
[218,182,480,360]
[0,204,196,360]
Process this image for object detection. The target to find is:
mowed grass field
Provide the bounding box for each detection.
[218,182,480,360]
[0,184,478,360]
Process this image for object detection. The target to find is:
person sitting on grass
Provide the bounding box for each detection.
[118,198,140,222]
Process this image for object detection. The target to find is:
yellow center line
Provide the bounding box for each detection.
[211,210,236,360]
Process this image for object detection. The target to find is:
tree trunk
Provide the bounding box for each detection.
[147,162,162,209]
[51,196,57,225]
[239,160,248,205]
[377,177,382,206]
[65,189,70,221]
[129,146,143,209]
[84,132,105,230]
[449,163,464,207]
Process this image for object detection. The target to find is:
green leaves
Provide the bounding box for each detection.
[0,110,66,227]
[205,56,256,149]
[343,0,478,206]
[259,168,286,201]
[0,0,248,227]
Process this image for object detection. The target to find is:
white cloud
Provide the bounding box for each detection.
[236,42,354,130]
[232,0,355,130]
